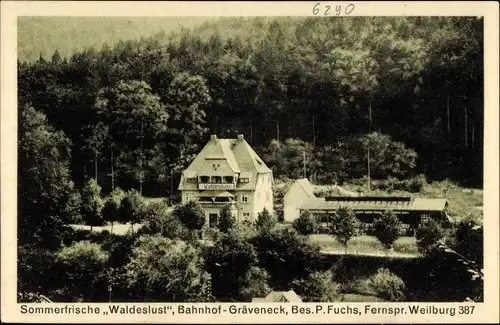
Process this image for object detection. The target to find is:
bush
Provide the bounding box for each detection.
[368,268,406,302]
[453,217,483,267]
[415,218,444,254]
[54,241,109,302]
[137,202,191,241]
[238,267,272,302]
[206,232,259,301]
[124,234,211,302]
[394,174,427,193]
[293,210,318,235]
[291,270,342,302]
[250,228,321,289]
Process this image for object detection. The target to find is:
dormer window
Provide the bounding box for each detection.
[239,178,249,184]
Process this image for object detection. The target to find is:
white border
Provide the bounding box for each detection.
[2,1,499,323]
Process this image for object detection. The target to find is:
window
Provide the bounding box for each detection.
[186,178,197,184]
[421,215,431,223]
[200,176,210,183]
[185,192,196,202]
[239,178,249,184]
[266,191,271,202]
[223,176,234,184]
[241,193,250,203]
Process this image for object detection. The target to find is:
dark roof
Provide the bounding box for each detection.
[301,196,448,212]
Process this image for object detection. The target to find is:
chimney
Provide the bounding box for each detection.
[237,134,244,141]
[210,134,218,141]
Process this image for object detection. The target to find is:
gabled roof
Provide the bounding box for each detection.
[231,139,272,173]
[300,196,449,212]
[411,198,448,211]
[296,178,316,198]
[252,290,302,302]
[179,135,271,191]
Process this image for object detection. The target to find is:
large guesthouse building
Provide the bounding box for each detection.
[178,134,274,227]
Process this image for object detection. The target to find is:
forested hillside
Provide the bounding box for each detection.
[18,17,484,199]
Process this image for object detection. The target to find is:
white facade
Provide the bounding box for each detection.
[283,178,316,223]
[178,134,274,227]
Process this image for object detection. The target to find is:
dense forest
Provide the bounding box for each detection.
[17,16,484,304]
[18,17,483,199]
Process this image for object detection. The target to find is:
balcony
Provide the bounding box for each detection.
[198,175,235,190]
[197,191,236,205]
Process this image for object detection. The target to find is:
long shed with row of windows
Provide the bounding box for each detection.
[283,179,454,233]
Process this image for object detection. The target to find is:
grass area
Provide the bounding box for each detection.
[340,293,386,302]
[70,223,142,236]
[309,234,419,257]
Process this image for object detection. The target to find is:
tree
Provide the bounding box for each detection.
[329,208,359,254]
[263,138,317,179]
[81,178,105,232]
[358,133,418,180]
[124,234,211,302]
[217,204,236,233]
[372,211,403,252]
[250,228,321,289]
[55,241,109,301]
[255,208,276,233]
[293,210,318,236]
[291,270,342,302]
[172,201,206,232]
[118,190,144,235]
[206,232,259,301]
[94,80,169,193]
[102,187,125,234]
[415,218,444,254]
[18,104,76,249]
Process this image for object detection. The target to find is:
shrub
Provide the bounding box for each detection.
[124,234,211,302]
[54,241,109,301]
[206,232,259,301]
[238,267,272,302]
[415,218,444,254]
[249,228,321,289]
[138,202,191,241]
[453,217,483,267]
[368,268,406,302]
[291,270,342,302]
[293,210,318,235]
